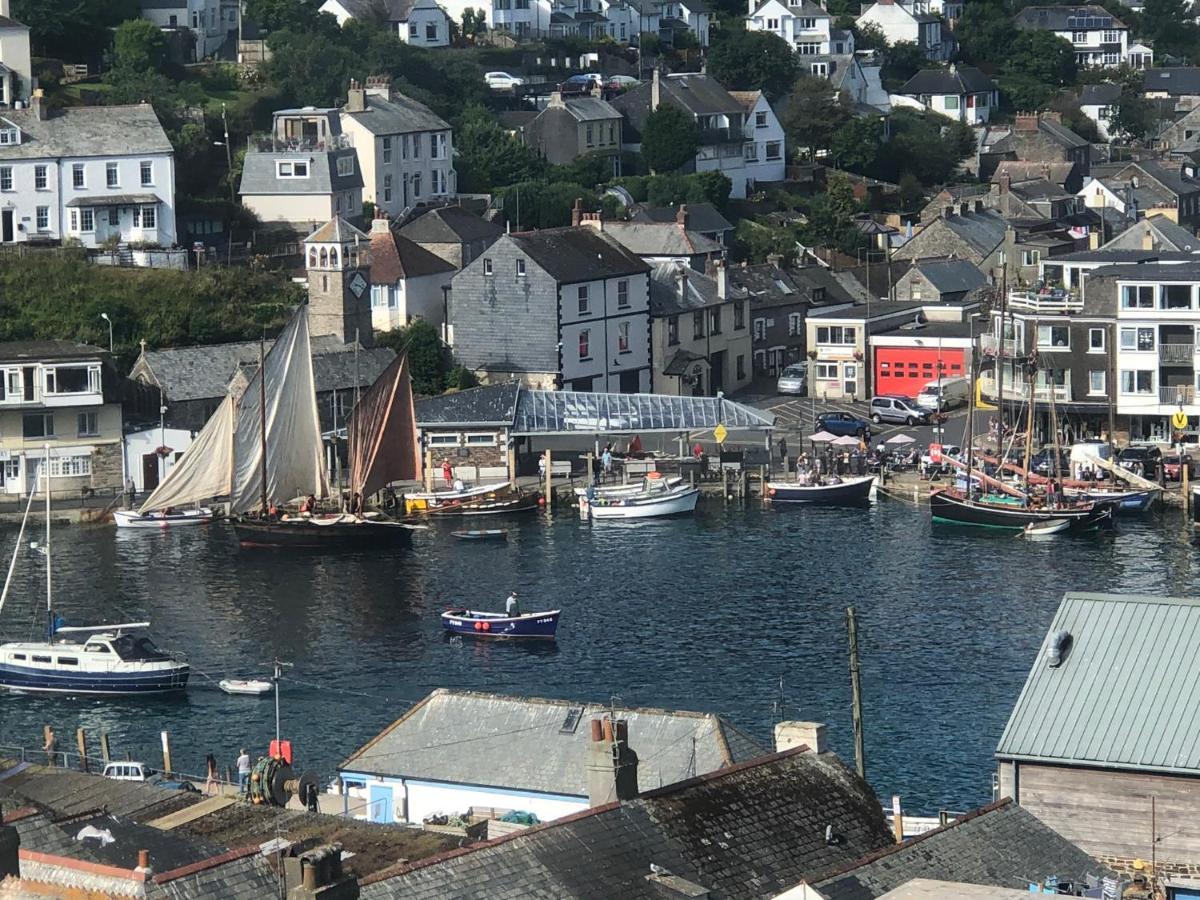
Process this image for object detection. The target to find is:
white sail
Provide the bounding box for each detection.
[138,396,236,514]
[230,306,329,514]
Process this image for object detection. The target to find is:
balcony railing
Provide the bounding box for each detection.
[1008,289,1083,314]
[1159,343,1196,365]
[980,375,1071,403]
[1160,385,1195,405]
[698,128,747,145]
[253,133,353,153]
[979,334,1020,356]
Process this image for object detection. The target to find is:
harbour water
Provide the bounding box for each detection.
[2,500,1196,812]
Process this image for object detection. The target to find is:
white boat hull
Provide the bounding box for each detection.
[573,476,683,498]
[219,678,273,695]
[114,508,213,529]
[585,487,700,519]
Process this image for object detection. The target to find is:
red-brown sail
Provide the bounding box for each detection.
[347,352,421,501]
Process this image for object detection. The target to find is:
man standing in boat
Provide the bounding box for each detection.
[506,591,520,617]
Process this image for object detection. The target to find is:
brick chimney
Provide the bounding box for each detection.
[284,843,358,899]
[1042,110,1062,124]
[580,209,603,231]
[998,170,1011,195]
[1014,112,1039,133]
[675,203,688,227]
[651,68,661,111]
[365,74,390,99]
[0,804,20,881]
[346,79,366,113]
[586,718,639,806]
[571,197,584,228]
[135,849,152,878]
[774,721,827,754]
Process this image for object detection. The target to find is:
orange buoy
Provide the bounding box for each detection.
[482,621,491,631]
[538,496,546,506]
[474,622,482,631]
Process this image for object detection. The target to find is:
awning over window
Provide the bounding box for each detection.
[65,194,160,208]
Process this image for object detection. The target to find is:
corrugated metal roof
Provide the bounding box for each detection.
[996,592,1200,774]
[513,389,776,434]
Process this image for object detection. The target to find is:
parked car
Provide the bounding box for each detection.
[103,761,153,782]
[606,75,640,90]
[485,71,524,90]
[869,395,930,426]
[1117,445,1162,479]
[1163,452,1196,481]
[560,73,602,94]
[816,412,871,438]
[920,444,962,473]
[776,365,807,396]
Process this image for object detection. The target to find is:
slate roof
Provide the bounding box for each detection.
[610,74,743,141]
[555,95,621,122]
[1013,5,1126,30]
[305,216,368,243]
[628,202,733,235]
[997,592,1200,774]
[663,347,707,375]
[360,746,895,900]
[748,0,829,16]
[1120,159,1198,197]
[726,263,803,309]
[1100,215,1200,252]
[134,335,393,402]
[368,224,456,283]
[1143,66,1200,96]
[648,263,743,316]
[909,258,987,294]
[239,149,363,196]
[415,382,522,426]
[340,688,766,795]
[341,92,450,135]
[812,799,1107,900]
[600,221,721,257]
[900,66,996,96]
[1010,178,1073,202]
[398,205,505,244]
[0,104,171,162]
[0,340,106,362]
[991,161,1077,186]
[508,228,650,283]
[1079,82,1121,105]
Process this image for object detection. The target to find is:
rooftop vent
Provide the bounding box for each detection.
[560,707,584,733]
[1047,629,1073,668]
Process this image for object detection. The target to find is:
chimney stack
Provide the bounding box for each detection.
[675,204,688,227]
[548,90,565,108]
[1143,227,1155,251]
[283,843,356,899]
[31,88,45,121]
[571,197,584,228]
[998,170,1011,195]
[974,199,984,213]
[958,201,969,216]
[365,74,390,98]
[766,252,782,267]
[586,717,639,806]
[676,265,689,300]
[943,205,954,219]
[715,259,727,300]
[1015,112,1038,132]
[135,849,153,878]
[371,209,390,235]
[651,68,661,111]
[580,209,603,230]
[774,721,827,754]
[346,79,366,113]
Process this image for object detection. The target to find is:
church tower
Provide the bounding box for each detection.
[304,217,374,348]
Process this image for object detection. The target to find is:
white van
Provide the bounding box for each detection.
[102,761,151,782]
[916,377,970,411]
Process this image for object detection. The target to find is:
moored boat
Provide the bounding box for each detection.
[452,529,509,540]
[931,488,1113,531]
[441,608,560,640]
[1062,487,1157,514]
[582,476,699,520]
[113,507,214,529]
[766,474,875,505]
[1023,518,1071,539]
[404,483,512,514]
[218,678,273,696]
[572,476,683,498]
[430,491,541,516]
[232,513,416,548]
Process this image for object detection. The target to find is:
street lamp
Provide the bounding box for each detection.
[99,313,113,354]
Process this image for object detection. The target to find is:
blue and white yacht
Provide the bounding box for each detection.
[0,454,189,696]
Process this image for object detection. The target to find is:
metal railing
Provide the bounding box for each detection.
[1159,343,1196,364]
[1160,385,1195,404]
[979,334,1021,356]
[980,376,1071,403]
[253,133,353,153]
[1008,289,1083,313]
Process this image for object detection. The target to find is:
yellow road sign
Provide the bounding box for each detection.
[1173,411,1189,430]
[714,423,728,444]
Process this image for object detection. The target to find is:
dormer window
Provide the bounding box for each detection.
[0,127,19,146]
[277,160,309,178]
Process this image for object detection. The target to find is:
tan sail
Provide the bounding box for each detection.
[230,306,329,514]
[137,395,235,514]
[348,352,421,501]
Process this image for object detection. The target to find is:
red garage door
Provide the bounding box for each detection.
[875,347,966,398]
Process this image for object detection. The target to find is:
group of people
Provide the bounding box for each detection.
[204,749,254,796]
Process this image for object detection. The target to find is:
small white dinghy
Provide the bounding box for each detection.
[114,508,213,529]
[218,678,273,696]
[1022,518,1071,540]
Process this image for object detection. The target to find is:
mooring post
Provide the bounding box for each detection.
[543,449,552,509]
[99,733,111,764]
[847,606,866,781]
[76,729,88,773]
[160,731,172,776]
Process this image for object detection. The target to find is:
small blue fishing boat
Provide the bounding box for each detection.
[451,529,508,541]
[1064,487,1158,514]
[441,608,560,640]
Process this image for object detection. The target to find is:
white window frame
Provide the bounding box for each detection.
[34,165,47,190]
[1036,324,1070,349]
[72,164,85,189]
[814,362,838,380]
[35,206,48,231]
[77,411,99,437]
[1120,369,1154,394]
[427,433,460,446]
[106,162,119,188]
[464,432,497,446]
[336,156,355,177]
[79,208,94,233]
[140,160,153,186]
[1088,370,1106,396]
[1088,327,1106,352]
[276,160,310,178]
[0,166,12,192]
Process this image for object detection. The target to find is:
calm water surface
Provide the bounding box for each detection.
[2,499,1196,812]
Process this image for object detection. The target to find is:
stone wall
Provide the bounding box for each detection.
[91,442,124,493]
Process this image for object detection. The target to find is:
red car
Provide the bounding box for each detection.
[1163,453,1196,481]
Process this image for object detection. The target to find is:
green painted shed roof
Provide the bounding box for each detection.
[996,592,1200,775]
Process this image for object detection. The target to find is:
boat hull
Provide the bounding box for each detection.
[114,508,213,529]
[766,475,875,505]
[0,662,189,696]
[404,483,512,514]
[430,494,542,517]
[1064,488,1157,513]
[441,608,560,640]
[232,516,414,548]
[931,490,1112,531]
[451,530,508,540]
[585,487,699,519]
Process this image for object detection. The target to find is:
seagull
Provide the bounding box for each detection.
[650,863,672,876]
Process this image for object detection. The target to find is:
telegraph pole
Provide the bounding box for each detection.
[847,606,865,781]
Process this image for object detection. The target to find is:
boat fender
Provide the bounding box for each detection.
[474,622,483,631]
[1047,629,1072,668]
[768,488,776,496]
[481,621,491,631]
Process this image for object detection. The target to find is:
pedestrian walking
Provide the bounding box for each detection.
[441,458,453,487]
[125,478,136,508]
[44,728,57,767]
[236,748,251,794]
[205,753,219,795]
[601,446,613,480]
[778,436,788,472]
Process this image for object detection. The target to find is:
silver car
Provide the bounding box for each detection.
[776,365,807,395]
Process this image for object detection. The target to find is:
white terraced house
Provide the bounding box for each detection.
[745,0,853,57]
[0,95,177,248]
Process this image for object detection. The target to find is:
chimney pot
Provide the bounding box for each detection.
[958,201,969,216]
[571,197,584,228]
[615,720,628,742]
[651,68,661,111]
[974,199,984,213]
[602,718,614,742]
[590,719,603,741]
[137,849,149,869]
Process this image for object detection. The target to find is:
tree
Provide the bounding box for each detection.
[262,28,359,107]
[1110,80,1160,140]
[1001,32,1075,90]
[494,182,602,229]
[885,109,975,185]
[955,0,1017,67]
[880,42,931,90]
[801,175,866,254]
[829,116,886,175]
[781,77,852,159]
[641,104,700,173]
[734,219,801,264]
[850,22,888,52]
[706,29,800,101]
[113,19,169,74]
[243,0,324,32]
[375,320,453,395]
[454,105,545,192]
[13,0,140,60]
[1139,0,1200,59]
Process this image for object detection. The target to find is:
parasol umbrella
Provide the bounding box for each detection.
[808,431,837,443]
[885,434,916,445]
[832,434,861,446]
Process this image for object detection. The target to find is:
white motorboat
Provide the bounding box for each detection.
[403,482,512,514]
[218,678,273,696]
[114,507,214,529]
[582,475,699,520]
[1022,518,1071,539]
[572,476,683,498]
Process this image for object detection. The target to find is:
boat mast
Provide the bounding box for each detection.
[1023,358,1037,497]
[43,446,51,640]
[964,319,977,494]
[259,332,268,516]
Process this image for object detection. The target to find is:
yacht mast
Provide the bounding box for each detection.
[43,445,51,639]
